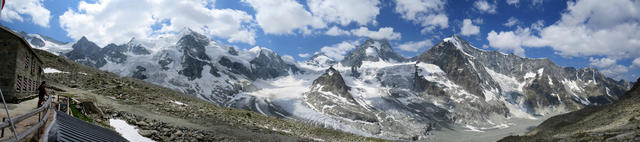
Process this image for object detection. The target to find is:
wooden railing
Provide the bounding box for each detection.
[0,89,53,142]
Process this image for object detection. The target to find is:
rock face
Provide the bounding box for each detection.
[57,28,299,105]
[176,31,219,80]
[65,36,152,68]
[304,67,377,122]
[249,49,299,79]
[340,39,406,67]
[500,78,640,141]
[418,35,501,99]
[65,37,107,68]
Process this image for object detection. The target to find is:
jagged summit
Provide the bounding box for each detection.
[177,27,198,36]
[340,38,406,67]
[306,53,336,67]
[78,36,90,43]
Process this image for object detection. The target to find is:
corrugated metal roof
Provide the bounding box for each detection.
[49,110,128,142]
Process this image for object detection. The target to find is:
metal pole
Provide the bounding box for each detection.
[0,88,19,140]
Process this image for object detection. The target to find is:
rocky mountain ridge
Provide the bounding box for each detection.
[500,77,640,141]
[30,29,632,140]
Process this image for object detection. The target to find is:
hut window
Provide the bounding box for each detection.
[25,56,30,69]
[16,76,21,91]
[29,79,33,92]
[22,77,26,91]
[27,78,30,92]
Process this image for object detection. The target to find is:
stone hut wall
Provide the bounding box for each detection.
[0,27,44,103]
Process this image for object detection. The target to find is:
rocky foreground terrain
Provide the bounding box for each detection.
[35,49,383,141]
[500,78,640,141]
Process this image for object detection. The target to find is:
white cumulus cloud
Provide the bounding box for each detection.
[460,19,480,36]
[474,0,497,14]
[486,27,545,57]
[1,0,51,27]
[396,39,433,52]
[600,65,629,80]
[589,57,617,68]
[393,0,448,33]
[307,0,380,26]
[503,17,519,27]
[633,58,640,68]
[243,0,325,35]
[351,27,401,40]
[59,0,256,46]
[325,26,351,36]
[319,41,360,60]
[298,53,311,58]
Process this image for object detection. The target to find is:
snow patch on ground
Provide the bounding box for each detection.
[485,68,525,93]
[464,125,485,132]
[109,119,155,142]
[483,88,500,102]
[537,68,544,77]
[551,93,561,102]
[524,72,536,79]
[562,79,583,92]
[172,100,188,106]
[416,63,445,75]
[43,68,68,74]
[605,87,612,97]
[485,68,537,119]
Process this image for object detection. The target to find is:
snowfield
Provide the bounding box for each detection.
[109,119,155,142]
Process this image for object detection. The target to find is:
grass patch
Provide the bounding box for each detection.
[70,104,93,123]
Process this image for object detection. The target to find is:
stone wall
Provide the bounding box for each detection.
[0,29,43,103]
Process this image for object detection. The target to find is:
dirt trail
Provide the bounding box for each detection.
[55,85,206,130]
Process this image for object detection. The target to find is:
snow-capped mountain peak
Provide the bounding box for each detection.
[305,53,337,67]
[16,31,72,55]
[340,38,406,67]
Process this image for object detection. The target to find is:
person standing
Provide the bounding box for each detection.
[37,81,47,108]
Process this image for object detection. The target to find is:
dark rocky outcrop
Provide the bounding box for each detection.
[304,67,377,122]
[176,31,219,80]
[65,37,108,68]
[417,35,501,99]
[249,48,299,79]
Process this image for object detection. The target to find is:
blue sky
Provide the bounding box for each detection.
[1,0,640,81]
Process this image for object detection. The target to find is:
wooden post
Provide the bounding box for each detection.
[67,97,71,115]
[0,88,19,140]
[1,117,5,138]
